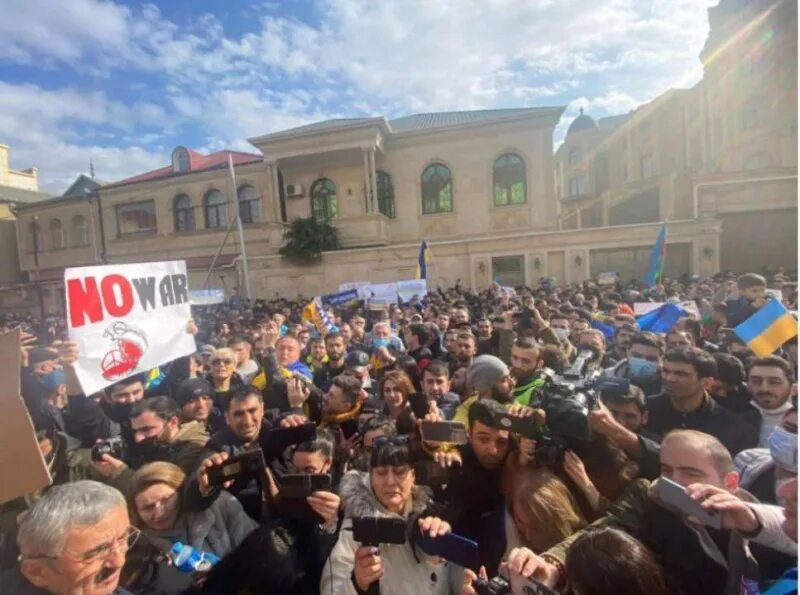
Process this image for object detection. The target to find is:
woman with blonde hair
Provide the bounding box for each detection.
[505,467,586,554]
[206,347,243,407]
[129,461,257,558]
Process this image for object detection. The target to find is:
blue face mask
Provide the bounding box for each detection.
[373,338,390,349]
[628,357,659,378]
[768,426,797,471]
[40,369,66,391]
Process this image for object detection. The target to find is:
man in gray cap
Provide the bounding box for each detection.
[453,355,515,425]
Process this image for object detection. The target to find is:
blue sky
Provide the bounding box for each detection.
[0,0,715,192]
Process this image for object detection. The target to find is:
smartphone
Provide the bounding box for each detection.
[417,531,479,571]
[352,516,407,546]
[419,421,468,444]
[206,449,266,486]
[279,473,332,499]
[488,411,540,439]
[656,476,723,529]
[413,460,460,486]
[409,392,430,418]
[261,423,317,459]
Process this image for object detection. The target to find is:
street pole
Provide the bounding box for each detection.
[228,154,252,301]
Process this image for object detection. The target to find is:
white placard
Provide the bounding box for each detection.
[364,282,398,305]
[189,288,225,305]
[65,261,197,394]
[397,279,428,302]
[634,302,664,316]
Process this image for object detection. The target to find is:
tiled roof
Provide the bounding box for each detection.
[105,150,262,188]
[0,185,53,204]
[388,107,556,132]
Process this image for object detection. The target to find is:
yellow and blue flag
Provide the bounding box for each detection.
[416,240,430,280]
[302,296,336,337]
[735,299,798,358]
[644,223,667,286]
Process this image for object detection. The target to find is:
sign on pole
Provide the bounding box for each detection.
[65,261,197,394]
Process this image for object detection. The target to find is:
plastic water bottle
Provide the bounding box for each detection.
[170,542,221,573]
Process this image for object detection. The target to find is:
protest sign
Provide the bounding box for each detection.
[65,261,197,395]
[363,282,398,305]
[598,272,618,286]
[397,279,428,302]
[0,329,51,504]
[189,288,225,306]
[321,288,360,306]
[339,281,370,298]
[634,302,664,316]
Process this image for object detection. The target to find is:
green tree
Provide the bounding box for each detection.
[278,217,340,264]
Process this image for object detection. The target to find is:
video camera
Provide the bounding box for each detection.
[91,436,125,462]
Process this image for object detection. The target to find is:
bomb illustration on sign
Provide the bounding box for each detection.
[101,321,149,380]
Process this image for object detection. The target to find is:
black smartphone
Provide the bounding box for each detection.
[261,423,317,459]
[413,460,460,486]
[488,411,540,439]
[206,449,266,486]
[656,476,723,529]
[352,516,407,546]
[279,473,332,499]
[408,392,430,418]
[417,530,479,571]
[419,421,468,444]
[507,573,560,595]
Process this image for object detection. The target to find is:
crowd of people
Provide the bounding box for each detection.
[0,270,797,595]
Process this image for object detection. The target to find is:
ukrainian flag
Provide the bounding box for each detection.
[735,299,798,358]
[302,296,335,337]
[644,223,667,286]
[416,240,430,280]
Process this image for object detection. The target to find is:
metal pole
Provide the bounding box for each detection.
[201,215,237,289]
[228,155,252,301]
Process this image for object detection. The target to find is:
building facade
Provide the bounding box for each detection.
[10,0,797,315]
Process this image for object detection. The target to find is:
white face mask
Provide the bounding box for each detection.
[553,328,570,342]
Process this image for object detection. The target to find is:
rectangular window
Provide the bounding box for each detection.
[116,201,157,236]
[569,176,586,197]
[641,155,654,179]
[491,255,525,288]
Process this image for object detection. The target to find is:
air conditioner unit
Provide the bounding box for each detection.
[285,183,304,198]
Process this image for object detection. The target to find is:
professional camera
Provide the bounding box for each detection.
[91,436,125,462]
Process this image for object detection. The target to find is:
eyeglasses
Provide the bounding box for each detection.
[370,435,410,456]
[25,526,141,565]
[211,358,234,366]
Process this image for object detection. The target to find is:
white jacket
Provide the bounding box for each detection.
[746,502,798,557]
[320,471,463,595]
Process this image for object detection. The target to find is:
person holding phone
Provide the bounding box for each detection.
[321,436,465,594]
[129,462,257,559]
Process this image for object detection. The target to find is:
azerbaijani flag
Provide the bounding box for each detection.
[734,299,798,357]
[416,240,430,280]
[644,223,667,286]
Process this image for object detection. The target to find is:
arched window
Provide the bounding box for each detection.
[49,219,64,250]
[172,147,190,173]
[376,171,395,218]
[204,189,227,229]
[421,163,453,214]
[71,215,87,246]
[28,221,39,253]
[310,178,338,220]
[568,148,581,165]
[741,95,766,132]
[569,175,586,197]
[493,153,526,206]
[238,185,261,224]
[174,194,195,232]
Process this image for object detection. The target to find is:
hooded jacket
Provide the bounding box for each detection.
[321,471,464,595]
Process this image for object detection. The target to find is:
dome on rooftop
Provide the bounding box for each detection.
[566,108,599,137]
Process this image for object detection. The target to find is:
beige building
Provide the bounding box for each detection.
[9,0,797,315]
[0,144,52,312]
[555,0,797,280]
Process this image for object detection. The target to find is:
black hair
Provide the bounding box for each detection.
[359,415,398,437]
[129,395,180,421]
[539,344,567,374]
[332,373,363,406]
[514,336,539,350]
[713,353,745,386]
[467,398,506,430]
[629,331,665,353]
[107,373,146,394]
[225,385,263,411]
[601,384,646,413]
[737,273,767,290]
[324,331,344,344]
[408,324,430,345]
[747,355,795,384]
[664,347,717,379]
[575,309,593,323]
[293,433,334,460]
[422,360,450,379]
[550,310,569,321]
[370,436,411,468]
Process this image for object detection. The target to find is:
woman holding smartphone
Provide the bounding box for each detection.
[321,436,465,594]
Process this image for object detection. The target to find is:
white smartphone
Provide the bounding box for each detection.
[656,476,723,529]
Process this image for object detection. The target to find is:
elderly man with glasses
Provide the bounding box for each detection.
[10,480,137,594]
